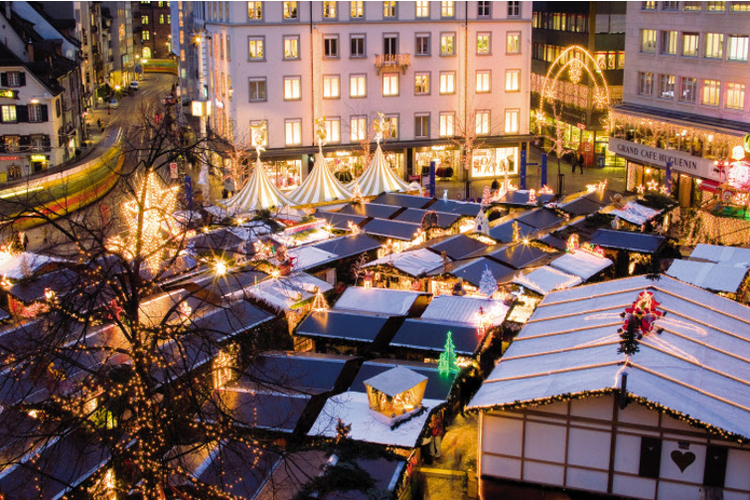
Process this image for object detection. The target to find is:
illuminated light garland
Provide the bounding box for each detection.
[376,230,427,259]
[539,185,554,195]
[347,220,361,235]
[311,290,328,312]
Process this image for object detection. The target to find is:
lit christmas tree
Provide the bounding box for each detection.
[481,186,492,206]
[438,331,460,374]
[478,264,497,298]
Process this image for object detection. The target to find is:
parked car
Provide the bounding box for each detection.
[108,98,119,109]
[130,81,139,90]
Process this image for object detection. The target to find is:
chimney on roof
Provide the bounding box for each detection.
[5,1,10,20]
[26,40,33,61]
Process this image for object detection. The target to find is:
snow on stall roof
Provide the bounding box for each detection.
[309,391,443,448]
[666,260,747,293]
[549,251,613,280]
[420,295,508,328]
[690,244,750,267]
[604,201,660,225]
[363,366,428,396]
[333,287,425,316]
[513,266,582,295]
[287,246,339,271]
[0,252,68,280]
[365,248,445,277]
[249,272,333,311]
[467,274,750,440]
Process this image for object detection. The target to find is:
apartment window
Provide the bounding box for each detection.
[248,37,264,60]
[726,82,746,109]
[477,33,491,54]
[283,1,298,19]
[323,1,337,18]
[249,120,268,148]
[142,31,150,41]
[284,76,301,100]
[141,15,149,24]
[285,119,301,146]
[415,114,430,138]
[350,74,366,97]
[658,74,675,99]
[660,31,677,55]
[325,118,341,143]
[505,69,520,91]
[662,1,678,9]
[416,1,429,17]
[383,73,399,96]
[680,77,697,102]
[416,33,431,56]
[351,115,367,142]
[384,34,398,56]
[226,35,231,61]
[476,70,491,93]
[728,35,749,61]
[384,115,399,139]
[439,112,455,137]
[476,110,490,135]
[478,0,491,17]
[350,34,365,57]
[324,35,339,57]
[507,32,520,53]
[159,14,165,24]
[247,1,262,19]
[415,72,430,95]
[441,1,455,17]
[383,1,397,17]
[707,1,726,10]
[4,136,19,151]
[642,1,657,9]
[440,33,455,56]
[683,1,702,10]
[730,1,750,11]
[30,135,45,151]
[508,1,520,16]
[439,71,455,94]
[702,79,720,105]
[505,109,519,133]
[284,36,299,59]
[638,72,654,95]
[682,33,699,57]
[323,75,340,98]
[350,0,364,18]
[28,103,44,122]
[705,33,723,59]
[1,105,16,123]
[641,29,656,53]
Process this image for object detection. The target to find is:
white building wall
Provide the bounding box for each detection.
[479,394,750,500]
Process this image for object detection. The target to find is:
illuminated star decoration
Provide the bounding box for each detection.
[646,179,659,191]
[659,185,669,195]
[314,116,328,154]
[106,172,180,274]
[636,184,646,194]
[107,299,124,321]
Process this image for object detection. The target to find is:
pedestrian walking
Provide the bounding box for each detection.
[576,152,585,174]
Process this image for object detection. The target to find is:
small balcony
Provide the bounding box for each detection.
[374,53,410,75]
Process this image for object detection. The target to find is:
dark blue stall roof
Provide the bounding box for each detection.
[538,233,569,251]
[313,233,382,259]
[487,243,554,269]
[390,319,480,356]
[589,229,666,253]
[489,220,536,243]
[371,193,432,209]
[361,218,422,241]
[7,268,79,303]
[559,197,604,216]
[350,359,456,400]
[515,208,565,231]
[392,208,461,228]
[193,441,280,500]
[338,203,402,219]
[496,190,554,206]
[296,310,391,343]
[428,234,489,260]
[426,199,484,217]
[194,269,268,298]
[445,257,516,287]
[212,389,310,432]
[316,211,368,230]
[240,352,358,395]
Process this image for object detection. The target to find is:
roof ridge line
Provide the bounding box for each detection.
[482,360,623,385]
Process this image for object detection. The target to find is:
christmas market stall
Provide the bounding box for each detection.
[337,202,402,220]
[294,308,398,355]
[333,286,430,317]
[468,275,750,500]
[588,228,666,277]
[427,234,492,261]
[364,248,446,291]
[512,266,583,296]
[666,259,750,302]
[426,257,516,297]
[548,239,614,281]
[2,267,78,318]
[494,189,555,207]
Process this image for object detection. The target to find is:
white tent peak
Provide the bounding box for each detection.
[347,144,411,197]
[222,158,292,212]
[288,152,352,206]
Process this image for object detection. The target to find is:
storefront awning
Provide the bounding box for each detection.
[699,179,720,193]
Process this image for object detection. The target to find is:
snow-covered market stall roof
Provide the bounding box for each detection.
[389,319,482,356]
[467,274,750,442]
[666,260,748,294]
[495,189,555,206]
[287,153,352,206]
[295,310,393,345]
[427,234,490,260]
[360,218,422,241]
[334,287,428,316]
[603,200,661,225]
[588,229,665,254]
[549,250,613,280]
[338,202,402,219]
[392,208,461,229]
[513,266,582,296]
[421,295,508,328]
[248,272,333,311]
[311,233,382,261]
[365,248,445,277]
[690,243,750,265]
[486,242,556,269]
[347,143,411,196]
[0,252,69,280]
[351,359,456,401]
[309,390,443,448]
[363,366,428,397]
[431,257,516,288]
[222,158,293,212]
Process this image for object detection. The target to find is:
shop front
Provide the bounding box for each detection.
[470,147,519,181]
[323,149,405,184]
[0,155,24,183]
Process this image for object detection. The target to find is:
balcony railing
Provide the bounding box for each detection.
[374,53,410,74]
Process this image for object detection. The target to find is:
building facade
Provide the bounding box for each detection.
[612,1,750,208]
[531,1,626,167]
[178,1,533,195]
[134,0,174,60]
[102,1,135,88]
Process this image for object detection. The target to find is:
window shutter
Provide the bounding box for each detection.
[16,105,28,123]
[18,72,25,86]
[42,135,51,149]
[703,445,728,488]
[41,105,48,122]
[0,73,6,87]
[19,135,30,148]
[638,437,662,478]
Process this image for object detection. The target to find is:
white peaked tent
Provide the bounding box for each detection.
[347,144,411,197]
[223,159,293,212]
[287,152,352,205]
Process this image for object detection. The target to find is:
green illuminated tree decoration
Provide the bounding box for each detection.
[438,331,460,375]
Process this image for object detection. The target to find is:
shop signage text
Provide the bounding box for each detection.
[608,137,718,181]
[0,89,18,99]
